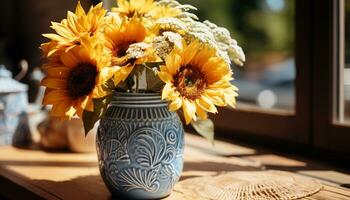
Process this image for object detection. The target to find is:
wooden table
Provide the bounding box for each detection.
[0,134,349,200]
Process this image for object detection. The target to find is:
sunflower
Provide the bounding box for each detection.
[104,17,152,85]
[112,0,157,18]
[41,37,117,119]
[41,1,107,56]
[158,41,238,124]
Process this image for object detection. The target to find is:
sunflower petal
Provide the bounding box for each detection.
[113,65,134,86]
[195,103,208,120]
[183,98,196,124]
[158,71,173,83]
[169,96,182,111]
[41,77,67,89]
[46,67,71,78]
[80,96,94,112]
[97,67,119,86]
[196,95,218,114]
[75,1,86,17]
[165,52,181,76]
[60,51,79,68]
[42,33,68,42]
[66,106,77,118]
[161,83,173,100]
[92,85,109,98]
[51,22,75,39]
[50,101,72,118]
[42,90,70,105]
[182,41,199,66]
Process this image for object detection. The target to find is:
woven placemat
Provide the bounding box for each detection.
[175,171,322,200]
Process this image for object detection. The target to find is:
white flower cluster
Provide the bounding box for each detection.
[155,17,187,32]
[126,42,151,59]
[154,0,245,66]
[204,21,246,66]
[152,31,183,59]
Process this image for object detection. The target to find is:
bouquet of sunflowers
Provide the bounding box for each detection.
[40,0,245,140]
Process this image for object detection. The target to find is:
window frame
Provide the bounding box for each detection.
[312,0,350,154]
[214,0,350,155]
[213,0,312,145]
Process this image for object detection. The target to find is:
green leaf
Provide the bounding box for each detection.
[191,118,215,145]
[82,94,113,136]
[146,67,164,92]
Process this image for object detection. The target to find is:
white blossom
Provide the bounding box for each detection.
[155,17,187,31]
[152,31,183,59]
[153,1,245,66]
[126,42,151,59]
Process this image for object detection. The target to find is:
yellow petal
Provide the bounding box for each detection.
[42,90,70,105]
[67,11,79,34]
[165,53,181,76]
[223,88,238,108]
[60,51,79,68]
[51,22,75,39]
[66,106,77,118]
[113,65,134,86]
[158,71,173,83]
[183,98,196,125]
[75,1,86,17]
[75,105,84,118]
[162,83,173,100]
[92,85,109,98]
[97,67,119,85]
[80,96,94,112]
[182,41,199,66]
[46,67,71,78]
[195,103,208,120]
[50,101,72,118]
[42,33,67,42]
[196,95,218,114]
[169,97,182,111]
[204,89,226,106]
[41,77,67,89]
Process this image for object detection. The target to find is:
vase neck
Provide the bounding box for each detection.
[111,92,168,108]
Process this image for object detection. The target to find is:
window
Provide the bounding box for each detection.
[209,0,350,155]
[184,0,295,111]
[311,0,350,155]
[341,0,350,124]
[209,0,311,144]
[101,0,349,154]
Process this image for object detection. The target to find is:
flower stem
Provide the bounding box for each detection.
[142,63,156,72]
[135,74,139,93]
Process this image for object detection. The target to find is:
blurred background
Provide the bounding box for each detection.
[0,0,295,110]
[0,0,350,113]
[0,2,349,198]
[183,0,296,112]
[0,0,348,121]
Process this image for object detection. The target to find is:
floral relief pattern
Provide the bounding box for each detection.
[97,104,184,197]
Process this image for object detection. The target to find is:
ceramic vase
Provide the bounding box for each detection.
[96,92,184,199]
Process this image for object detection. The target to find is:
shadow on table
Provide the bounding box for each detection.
[32,175,112,200]
[183,161,259,173]
[0,160,97,167]
[27,159,262,199]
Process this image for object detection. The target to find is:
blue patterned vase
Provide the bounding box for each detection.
[97,92,184,199]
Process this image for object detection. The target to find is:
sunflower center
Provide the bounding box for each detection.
[67,63,98,100]
[126,10,136,18]
[116,41,136,57]
[174,66,207,100]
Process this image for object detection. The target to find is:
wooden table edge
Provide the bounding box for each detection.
[0,165,61,200]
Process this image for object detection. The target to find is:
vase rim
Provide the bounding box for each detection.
[114,91,161,97]
[112,91,168,108]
